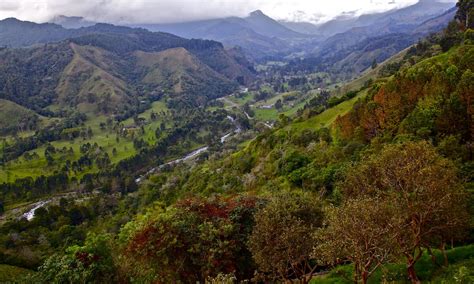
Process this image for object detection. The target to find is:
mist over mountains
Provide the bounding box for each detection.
[0,0,456,69]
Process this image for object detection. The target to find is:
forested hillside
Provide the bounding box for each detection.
[0,1,473,283]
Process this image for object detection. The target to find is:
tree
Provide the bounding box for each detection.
[122,195,262,282]
[30,234,116,283]
[248,192,324,283]
[314,197,399,284]
[456,0,474,29]
[275,99,283,110]
[371,59,378,69]
[0,200,4,215]
[342,141,469,283]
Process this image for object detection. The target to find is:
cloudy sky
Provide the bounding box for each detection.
[0,0,456,24]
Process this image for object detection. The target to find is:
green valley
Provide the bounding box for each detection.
[0,1,473,283]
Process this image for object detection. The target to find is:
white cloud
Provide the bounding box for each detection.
[0,0,456,24]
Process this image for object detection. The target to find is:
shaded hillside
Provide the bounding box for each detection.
[55,43,131,113]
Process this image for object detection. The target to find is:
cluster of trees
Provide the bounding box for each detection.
[327,90,358,107]
[0,113,39,136]
[316,142,469,283]
[0,44,73,111]
[0,196,120,269]
[0,173,69,203]
[1,112,86,163]
[335,44,474,146]
[28,142,470,283]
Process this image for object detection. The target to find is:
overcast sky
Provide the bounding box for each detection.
[0,0,456,24]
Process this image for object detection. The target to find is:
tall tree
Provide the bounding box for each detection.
[248,192,324,283]
[456,0,474,29]
[342,141,470,283]
[315,197,399,284]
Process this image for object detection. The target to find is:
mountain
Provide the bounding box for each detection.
[0,21,255,119]
[0,18,74,47]
[50,15,96,29]
[242,10,304,39]
[412,6,458,34]
[137,10,307,59]
[279,21,321,35]
[284,1,457,79]
[0,18,134,47]
[313,0,455,37]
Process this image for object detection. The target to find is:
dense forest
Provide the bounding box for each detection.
[0,0,473,283]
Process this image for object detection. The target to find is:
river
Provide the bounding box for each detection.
[134,115,241,184]
[19,116,241,220]
[22,201,51,221]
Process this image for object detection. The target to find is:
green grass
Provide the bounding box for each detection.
[0,114,139,182]
[0,264,34,282]
[0,99,214,183]
[0,99,55,139]
[229,93,254,105]
[252,91,319,121]
[287,90,368,133]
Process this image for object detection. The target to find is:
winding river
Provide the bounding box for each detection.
[19,116,241,220]
[134,115,241,184]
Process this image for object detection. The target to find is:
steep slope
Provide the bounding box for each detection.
[135,48,235,98]
[0,44,74,111]
[412,6,458,34]
[55,43,131,113]
[335,44,474,143]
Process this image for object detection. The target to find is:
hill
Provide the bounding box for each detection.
[0,26,254,117]
[135,48,235,98]
[0,100,40,135]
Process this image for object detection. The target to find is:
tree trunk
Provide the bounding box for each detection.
[440,242,448,267]
[427,246,437,266]
[407,263,420,284]
[362,270,369,284]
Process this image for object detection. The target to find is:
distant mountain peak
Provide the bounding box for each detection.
[50,15,95,29]
[249,10,267,18]
[1,17,23,24]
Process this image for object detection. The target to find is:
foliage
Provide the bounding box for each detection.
[248,192,324,283]
[315,197,399,284]
[121,195,263,282]
[29,234,116,283]
[335,45,474,145]
[341,141,470,282]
